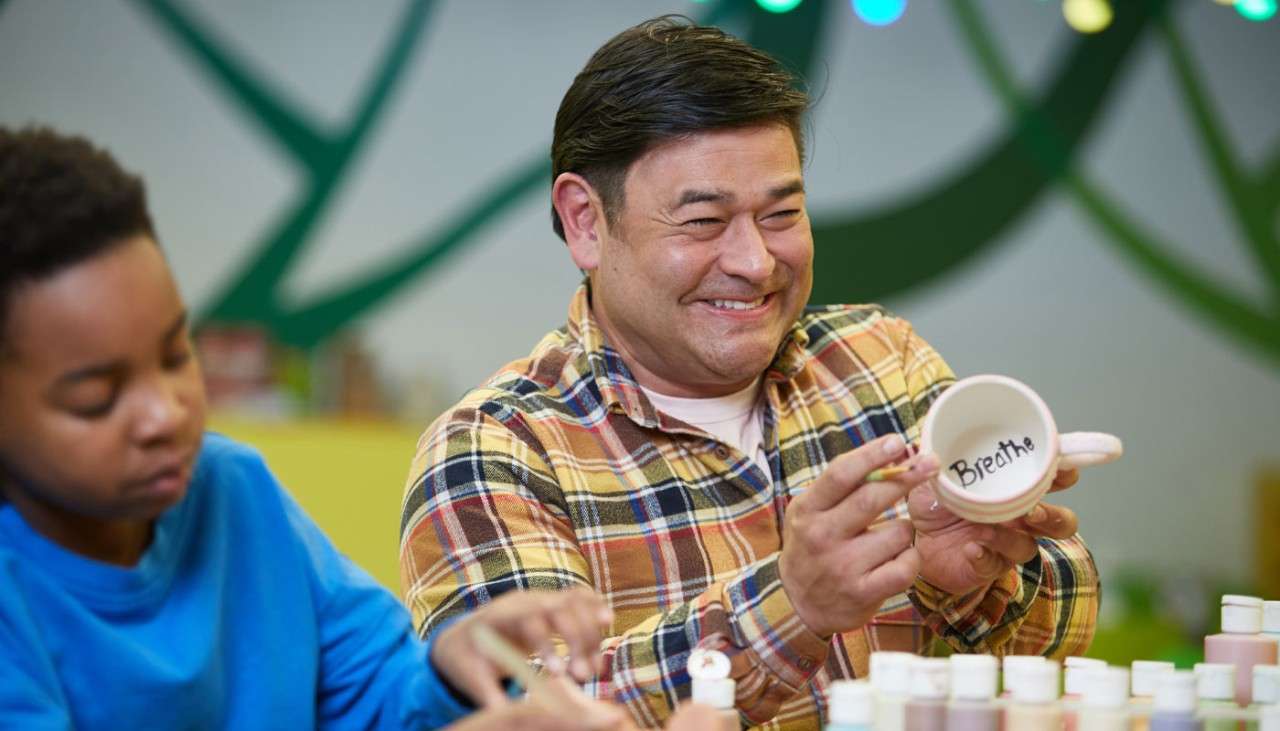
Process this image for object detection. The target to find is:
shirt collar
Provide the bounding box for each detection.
[565,282,811,426]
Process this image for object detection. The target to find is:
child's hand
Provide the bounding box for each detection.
[430,587,613,707]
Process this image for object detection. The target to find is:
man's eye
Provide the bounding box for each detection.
[683,218,722,227]
[163,349,192,370]
[768,209,800,219]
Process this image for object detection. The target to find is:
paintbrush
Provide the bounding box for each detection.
[865,464,912,482]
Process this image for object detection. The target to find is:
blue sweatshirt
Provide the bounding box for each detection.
[0,433,472,730]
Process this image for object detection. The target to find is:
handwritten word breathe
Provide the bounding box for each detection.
[948,437,1035,487]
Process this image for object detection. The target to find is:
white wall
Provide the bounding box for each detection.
[2,0,1277,583]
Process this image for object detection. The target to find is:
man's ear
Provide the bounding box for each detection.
[552,173,607,271]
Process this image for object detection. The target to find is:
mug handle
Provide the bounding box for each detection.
[1058,432,1124,469]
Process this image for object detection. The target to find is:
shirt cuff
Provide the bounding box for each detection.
[724,554,830,693]
[908,553,1043,650]
[422,615,477,721]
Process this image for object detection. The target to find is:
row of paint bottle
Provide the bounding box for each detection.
[821,595,1280,731]
[827,657,1280,731]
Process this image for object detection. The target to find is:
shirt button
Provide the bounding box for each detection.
[714,446,731,460]
[798,657,816,671]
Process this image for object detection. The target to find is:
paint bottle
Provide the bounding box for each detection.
[1003,655,1049,698]
[1131,661,1178,731]
[1005,659,1062,731]
[1261,704,1280,731]
[1194,662,1238,731]
[1076,665,1131,731]
[1203,595,1280,707]
[1063,657,1107,731]
[948,655,1000,731]
[827,679,874,731]
[1148,671,1203,731]
[1255,665,1280,707]
[688,648,737,731]
[1265,602,1280,642]
[904,657,949,731]
[870,652,915,731]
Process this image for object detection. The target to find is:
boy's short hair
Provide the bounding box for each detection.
[0,126,155,347]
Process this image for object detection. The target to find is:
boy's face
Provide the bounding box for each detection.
[0,235,207,529]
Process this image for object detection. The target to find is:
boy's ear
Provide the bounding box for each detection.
[552,173,606,271]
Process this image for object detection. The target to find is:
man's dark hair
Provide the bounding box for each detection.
[550,16,809,240]
[0,126,155,346]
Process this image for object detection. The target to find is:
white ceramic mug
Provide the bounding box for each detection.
[919,374,1123,524]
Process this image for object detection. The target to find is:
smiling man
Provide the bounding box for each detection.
[400,17,1098,730]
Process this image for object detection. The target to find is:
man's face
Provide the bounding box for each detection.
[0,235,207,537]
[588,124,813,397]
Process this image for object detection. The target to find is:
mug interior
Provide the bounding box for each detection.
[931,380,1052,499]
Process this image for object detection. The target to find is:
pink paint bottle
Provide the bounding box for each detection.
[904,658,948,731]
[1062,656,1106,731]
[1203,595,1279,707]
[1004,660,1062,731]
[947,655,1000,731]
[1076,665,1131,731]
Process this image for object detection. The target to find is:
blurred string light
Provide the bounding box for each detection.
[755,0,804,13]
[852,0,908,26]
[1236,0,1278,21]
[1062,0,1113,33]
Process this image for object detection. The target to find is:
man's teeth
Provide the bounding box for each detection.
[709,297,766,310]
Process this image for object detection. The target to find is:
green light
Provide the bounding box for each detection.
[755,0,804,13]
[1236,0,1277,21]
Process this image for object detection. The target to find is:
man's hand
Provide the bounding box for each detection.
[431,586,613,707]
[909,468,1081,596]
[779,434,940,638]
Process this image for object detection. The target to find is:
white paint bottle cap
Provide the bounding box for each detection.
[1011,660,1060,704]
[1131,660,1176,697]
[909,658,950,700]
[1222,595,1265,634]
[870,651,914,696]
[1264,601,1280,634]
[1255,664,1280,705]
[1261,704,1280,731]
[1063,656,1106,695]
[828,679,874,726]
[950,654,998,701]
[1002,655,1047,696]
[1152,671,1197,714]
[1194,662,1236,701]
[692,676,736,710]
[1082,666,1130,709]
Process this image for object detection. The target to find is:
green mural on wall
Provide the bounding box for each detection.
[83,0,1280,366]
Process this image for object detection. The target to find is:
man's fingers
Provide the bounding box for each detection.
[804,434,907,511]
[963,543,1013,582]
[834,455,939,536]
[859,546,921,599]
[979,527,1038,565]
[1018,503,1079,539]
[847,518,914,566]
[1049,467,1079,492]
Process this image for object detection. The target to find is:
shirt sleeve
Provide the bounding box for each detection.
[0,592,73,731]
[400,405,830,728]
[266,463,473,731]
[888,317,1100,658]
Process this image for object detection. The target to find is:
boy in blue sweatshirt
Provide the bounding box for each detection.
[0,126,652,731]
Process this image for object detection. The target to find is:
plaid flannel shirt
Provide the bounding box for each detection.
[400,284,1098,729]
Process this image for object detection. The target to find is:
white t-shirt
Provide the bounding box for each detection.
[640,379,771,479]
